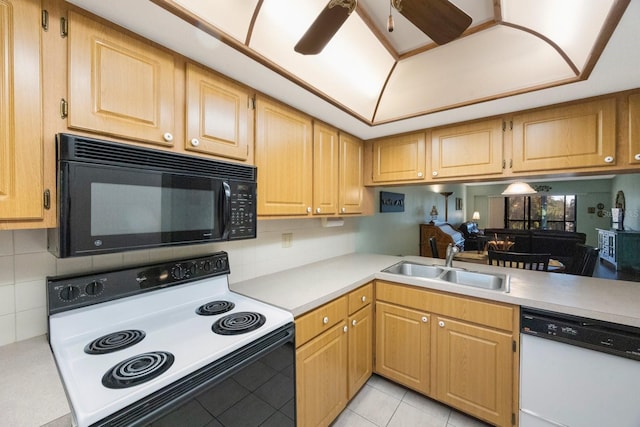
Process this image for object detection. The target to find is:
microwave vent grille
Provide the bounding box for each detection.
[61,134,256,181]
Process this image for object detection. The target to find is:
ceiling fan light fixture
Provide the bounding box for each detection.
[502,182,537,195]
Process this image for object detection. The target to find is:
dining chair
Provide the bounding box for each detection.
[429,237,439,258]
[566,244,600,277]
[488,250,551,271]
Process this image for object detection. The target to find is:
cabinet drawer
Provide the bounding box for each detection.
[348,283,373,314]
[376,281,515,332]
[296,296,348,347]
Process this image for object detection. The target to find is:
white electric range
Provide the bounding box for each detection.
[47,252,295,427]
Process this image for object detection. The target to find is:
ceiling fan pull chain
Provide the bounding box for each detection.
[387,0,395,32]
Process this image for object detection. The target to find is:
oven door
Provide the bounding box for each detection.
[56,161,230,257]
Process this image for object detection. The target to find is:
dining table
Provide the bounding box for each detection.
[453,251,565,273]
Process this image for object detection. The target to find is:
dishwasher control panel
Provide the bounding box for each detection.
[521,307,640,361]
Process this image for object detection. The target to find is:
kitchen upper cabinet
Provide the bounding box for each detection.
[375,301,431,395]
[435,316,513,427]
[369,132,426,183]
[255,96,313,216]
[511,98,617,172]
[67,11,176,146]
[339,133,366,215]
[185,62,253,162]
[629,93,640,164]
[312,122,339,215]
[431,119,504,179]
[0,0,45,226]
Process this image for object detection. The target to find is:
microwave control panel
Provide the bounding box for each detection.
[228,180,256,239]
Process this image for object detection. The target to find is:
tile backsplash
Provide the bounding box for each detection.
[0,218,358,347]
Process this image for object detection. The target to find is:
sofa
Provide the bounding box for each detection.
[483,228,587,267]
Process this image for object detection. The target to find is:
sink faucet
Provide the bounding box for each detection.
[445,244,459,268]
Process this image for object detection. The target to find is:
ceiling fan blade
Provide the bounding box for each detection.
[294,0,356,55]
[395,0,472,45]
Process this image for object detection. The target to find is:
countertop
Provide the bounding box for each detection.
[6,252,640,426]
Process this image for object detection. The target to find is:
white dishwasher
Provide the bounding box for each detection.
[520,308,640,427]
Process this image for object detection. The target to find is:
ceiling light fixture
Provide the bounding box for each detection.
[501,182,537,195]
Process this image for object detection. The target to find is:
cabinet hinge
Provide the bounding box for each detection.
[60,98,68,119]
[502,159,506,169]
[249,95,256,110]
[512,340,517,352]
[509,159,513,169]
[502,121,506,132]
[512,412,516,425]
[509,120,513,130]
[60,16,68,38]
[41,9,49,31]
[43,189,51,210]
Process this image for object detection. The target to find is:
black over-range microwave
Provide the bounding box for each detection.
[48,134,257,258]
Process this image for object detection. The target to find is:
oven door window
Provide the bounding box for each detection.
[65,164,226,254]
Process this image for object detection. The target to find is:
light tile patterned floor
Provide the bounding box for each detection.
[332,375,491,427]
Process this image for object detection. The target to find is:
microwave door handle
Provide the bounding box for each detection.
[221,181,231,240]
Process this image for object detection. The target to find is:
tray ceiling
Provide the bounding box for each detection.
[150,0,628,125]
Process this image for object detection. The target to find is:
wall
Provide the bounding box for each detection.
[465,178,615,246]
[355,184,466,256]
[611,174,640,231]
[0,218,358,347]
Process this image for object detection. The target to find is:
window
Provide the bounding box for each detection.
[505,195,576,231]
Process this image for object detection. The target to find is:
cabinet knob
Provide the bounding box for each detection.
[163,132,174,142]
[316,207,321,213]
[343,325,348,333]
[422,316,428,323]
[417,172,423,177]
[307,207,312,213]
[190,138,200,147]
[604,156,614,163]
[323,316,329,324]
[341,207,346,213]
[635,153,640,161]
[438,320,445,328]
[352,319,357,326]
[432,171,438,177]
[361,296,366,302]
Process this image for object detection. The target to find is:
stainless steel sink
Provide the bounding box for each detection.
[382,261,444,278]
[440,269,508,291]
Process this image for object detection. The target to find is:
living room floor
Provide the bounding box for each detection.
[331,375,490,427]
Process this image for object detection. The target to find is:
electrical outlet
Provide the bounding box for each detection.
[282,233,293,248]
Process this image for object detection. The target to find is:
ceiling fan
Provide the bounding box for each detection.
[294,0,473,55]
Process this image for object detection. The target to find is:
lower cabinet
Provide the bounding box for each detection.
[374,302,430,395]
[295,283,373,427]
[374,280,518,427]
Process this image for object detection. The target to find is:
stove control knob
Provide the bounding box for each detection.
[185,263,197,278]
[215,258,226,270]
[85,280,104,296]
[203,260,212,272]
[59,285,80,301]
[171,265,185,280]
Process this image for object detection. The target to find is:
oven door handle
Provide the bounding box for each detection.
[221,181,231,240]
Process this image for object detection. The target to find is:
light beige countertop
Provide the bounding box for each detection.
[5,252,640,426]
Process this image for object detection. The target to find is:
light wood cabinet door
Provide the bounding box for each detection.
[339,133,365,214]
[255,97,313,216]
[348,304,372,399]
[0,0,44,223]
[185,63,252,161]
[511,98,617,172]
[296,321,348,427]
[375,301,430,395]
[68,11,176,146]
[628,93,640,164]
[435,316,513,427]
[371,132,426,182]
[312,122,339,215]
[431,119,504,178]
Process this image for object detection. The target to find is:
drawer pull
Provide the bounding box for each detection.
[323,316,329,324]
[361,296,366,302]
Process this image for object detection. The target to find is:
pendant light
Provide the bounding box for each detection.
[501,182,537,195]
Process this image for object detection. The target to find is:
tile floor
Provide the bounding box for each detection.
[332,375,491,427]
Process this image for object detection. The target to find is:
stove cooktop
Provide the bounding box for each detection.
[47,253,294,427]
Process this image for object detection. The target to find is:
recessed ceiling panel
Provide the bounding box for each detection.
[252,0,395,119]
[502,0,616,70]
[170,0,259,42]
[376,26,576,122]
